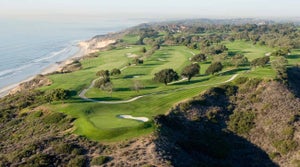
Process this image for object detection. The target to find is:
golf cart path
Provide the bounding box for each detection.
[79,73,239,104]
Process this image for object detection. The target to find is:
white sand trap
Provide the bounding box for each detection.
[118,115,149,122]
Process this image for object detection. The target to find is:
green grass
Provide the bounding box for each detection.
[40,40,300,142]
[224,40,275,61]
[122,34,140,44]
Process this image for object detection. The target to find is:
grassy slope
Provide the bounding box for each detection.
[40,39,300,142]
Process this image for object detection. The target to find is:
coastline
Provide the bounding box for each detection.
[0,37,116,98]
[0,43,86,98]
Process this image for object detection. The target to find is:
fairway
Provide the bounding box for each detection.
[41,40,300,141]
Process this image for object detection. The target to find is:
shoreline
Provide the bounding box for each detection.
[0,37,115,98]
[0,43,87,98]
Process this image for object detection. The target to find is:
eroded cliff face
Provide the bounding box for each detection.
[149,79,299,167]
[79,38,116,55]
[9,75,52,95]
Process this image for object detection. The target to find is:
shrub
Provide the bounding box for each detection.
[228,111,256,134]
[273,139,298,155]
[44,88,71,103]
[91,156,110,165]
[179,101,191,112]
[54,143,74,154]
[234,77,248,85]
[244,78,262,89]
[25,154,54,167]
[43,112,66,124]
[67,155,86,167]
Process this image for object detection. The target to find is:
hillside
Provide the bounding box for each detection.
[1,20,300,166]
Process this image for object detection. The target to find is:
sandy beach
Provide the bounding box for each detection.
[0,38,116,98]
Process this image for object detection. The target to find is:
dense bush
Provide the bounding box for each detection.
[228,111,256,134]
[44,88,71,103]
[273,139,298,155]
[91,156,110,165]
[67,155,86,167]
[24,154,55,167]
[43,112,66,124]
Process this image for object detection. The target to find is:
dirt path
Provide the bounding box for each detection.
[79,73,239,104]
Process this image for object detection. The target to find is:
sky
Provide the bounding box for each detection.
[1,0,300,19]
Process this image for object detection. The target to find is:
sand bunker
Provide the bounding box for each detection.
[118,115,149,122]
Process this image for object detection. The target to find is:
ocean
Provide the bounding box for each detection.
[0,17,145,96]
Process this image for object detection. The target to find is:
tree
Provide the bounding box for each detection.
[251,56,270,67]
[271,48,290,57]
[94,78,113,96]
[96,70,110,78]
[94,77,110,89]
[205,62,223,75]
[231,54,249,67]
[181,64,200,82]
[154,69,179,85]
[101,82,113,97]
[191,54,206,62]
[111,68,121,76]
[132,80,144,93]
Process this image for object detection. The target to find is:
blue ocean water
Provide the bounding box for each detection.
[0,17,144,94]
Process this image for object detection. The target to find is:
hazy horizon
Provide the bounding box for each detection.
[1,0,300,20]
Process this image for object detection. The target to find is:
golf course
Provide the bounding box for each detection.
[38,32,300,142]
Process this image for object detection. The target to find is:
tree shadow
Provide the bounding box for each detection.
[143,63,162,67]
[287,54,300,59]
[287,66,300,98]
[143,86,158,90]
[90,97,122,101]
[154,85,278,167]
[228,50,251,57]
[219,67,250,76]
[172,77,210,86]
[123,74,145,79]
[114,88,131,91]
